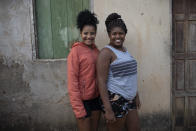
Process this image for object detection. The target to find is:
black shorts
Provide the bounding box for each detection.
[83,97,102,118]
[100,91,136,118]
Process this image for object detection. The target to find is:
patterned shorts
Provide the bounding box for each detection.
[100,91,136,118]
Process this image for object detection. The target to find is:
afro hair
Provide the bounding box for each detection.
[77,9,99,31]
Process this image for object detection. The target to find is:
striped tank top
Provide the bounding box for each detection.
[105,45,137,100]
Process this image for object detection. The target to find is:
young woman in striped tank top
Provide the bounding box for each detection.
[97,13,141,131]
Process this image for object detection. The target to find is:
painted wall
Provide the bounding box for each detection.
[0,0,171,130]
[0,0,76,130]
[94,0,171,130]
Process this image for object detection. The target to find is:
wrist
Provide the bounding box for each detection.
[104,107,113,113]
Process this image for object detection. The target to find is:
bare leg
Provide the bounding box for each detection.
[90,110,101,131]
[76,117,91,131]
[126,109,140,131]
[76,110,101,131]
[107,117,126,131]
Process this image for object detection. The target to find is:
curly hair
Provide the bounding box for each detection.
[77,9,99,32]
[105,13,127,34]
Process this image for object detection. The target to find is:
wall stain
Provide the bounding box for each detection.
[0,57,33,131]
[140,112,170,131]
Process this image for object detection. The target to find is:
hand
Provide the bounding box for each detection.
[104,109,116,123]
[135,95,141,109]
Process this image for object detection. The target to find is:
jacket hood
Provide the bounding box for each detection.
[72,42,97,49]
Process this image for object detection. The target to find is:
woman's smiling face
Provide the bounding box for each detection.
[109,27,126,48]
[80,25,96,46]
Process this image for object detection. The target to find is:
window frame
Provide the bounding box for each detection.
[31,0,93,60]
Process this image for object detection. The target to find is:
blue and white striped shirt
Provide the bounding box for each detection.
[106,45,137,100]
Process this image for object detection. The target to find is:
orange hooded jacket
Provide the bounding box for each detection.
[67,42,99,118]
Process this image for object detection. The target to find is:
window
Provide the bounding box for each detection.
[35,0,90,59]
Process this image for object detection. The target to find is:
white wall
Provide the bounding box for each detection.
[0,0,172,130]
[94,0,171,114]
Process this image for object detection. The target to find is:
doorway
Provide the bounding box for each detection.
[172,0,196,130]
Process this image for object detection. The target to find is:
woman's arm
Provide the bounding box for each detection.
[96,48,116,122]
[67,47,86,118]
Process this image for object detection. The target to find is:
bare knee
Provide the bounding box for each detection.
[126,110,140,131]
[90,111,101,131]
[107,117,126,131]
[77,117,91,131]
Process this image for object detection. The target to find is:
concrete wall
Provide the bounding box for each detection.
[0,0,172,130]
[94,0,172,130]
[0,0,76,130]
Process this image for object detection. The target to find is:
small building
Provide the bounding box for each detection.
[0,0,195,130]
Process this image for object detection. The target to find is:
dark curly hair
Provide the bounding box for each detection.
[77,9,99,32]
[105,13,127,34]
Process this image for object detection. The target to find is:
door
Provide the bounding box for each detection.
[172,0,196,130]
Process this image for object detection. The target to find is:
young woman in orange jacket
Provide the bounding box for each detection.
[67,10,101,131]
